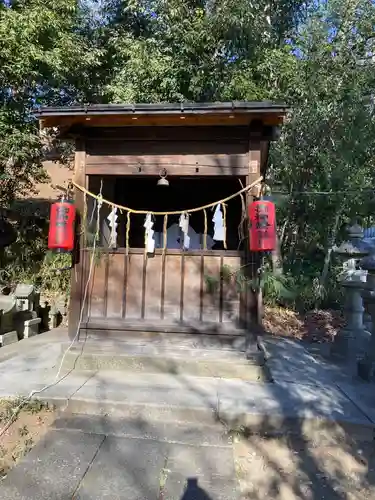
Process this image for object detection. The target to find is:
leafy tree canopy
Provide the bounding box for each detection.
[1,0,375,309]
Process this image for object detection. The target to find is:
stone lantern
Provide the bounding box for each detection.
[331,224,370,360]
[14,284,38,314]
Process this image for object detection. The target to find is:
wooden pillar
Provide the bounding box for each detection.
[245,138,262,337]
[68,138,86,341]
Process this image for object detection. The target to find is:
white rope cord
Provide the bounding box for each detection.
[72,176,263,216]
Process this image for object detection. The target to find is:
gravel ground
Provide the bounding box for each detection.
[0,399,55,480]
[234,429,375,500]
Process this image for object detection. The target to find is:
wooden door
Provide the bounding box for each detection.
[83,248,249,333]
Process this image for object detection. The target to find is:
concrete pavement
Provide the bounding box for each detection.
[0,329,375,498]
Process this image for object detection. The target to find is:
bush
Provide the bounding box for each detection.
[0,217,70,301]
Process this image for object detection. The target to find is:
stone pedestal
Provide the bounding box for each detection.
[0,296,16,334]
[23,318,41,338]
[331,224,370,361]
[363,304,372,336]
[48,305,59,330]
[332,276,367,359]
[358,255,375,380]
[0,331,18,347]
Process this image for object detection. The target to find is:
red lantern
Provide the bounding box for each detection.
[249,200,276,252]
[48,199,76,252]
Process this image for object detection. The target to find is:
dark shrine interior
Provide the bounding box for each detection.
[89,175,246,251]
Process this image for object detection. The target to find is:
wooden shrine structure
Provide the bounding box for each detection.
[36,102,288,340]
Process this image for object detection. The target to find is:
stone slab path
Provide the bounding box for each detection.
[0,426,238,499]
[1,330,375,498]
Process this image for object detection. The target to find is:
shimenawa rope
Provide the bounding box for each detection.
[72,176,263,216]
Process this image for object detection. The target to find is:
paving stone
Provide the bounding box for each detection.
[72,371,220,410]
[57,371,375,434]
[0,370,93,400]
[218,379,372,426]
[75,436,237,500]
[167,442,236,481]
[75,436,169,499]
[0,342,62,378]
[336,381,375,425]
[262,337,349,386]
[164,474,239,500]
[53,414,232,447]
[62,345,266,380]
[0,430,104,500]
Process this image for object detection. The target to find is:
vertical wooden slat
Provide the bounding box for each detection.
[219,255,224,323]
[144,256,163,320]
[164,254,182,322]
[122,254,128,319]
[180,254,185,322]
[202,255,221,323]
[103,251,110,317]
[222,255,241,324]
[81,248,90,322]
[125,254,144,319]
[160,255,166,320]
[68,139,86,339]
[141,255,147,319]
[183,255,201,322]
[199,255,204,322]
[87,256,106,317]
[106,253,125,318]
[122,209,130,319]
[82,175,100,323]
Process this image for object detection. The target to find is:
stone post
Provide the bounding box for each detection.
[48,304,59,330]
[363,303,372,337]
[331,224,369,360]
[358,255,375,380]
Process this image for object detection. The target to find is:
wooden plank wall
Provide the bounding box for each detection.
[84,250,246,328]
[85,126,250,177]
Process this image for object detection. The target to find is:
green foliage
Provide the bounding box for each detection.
[0,217,70,297]
[1,0,375,311]
[102,0,308,102]
[35,251,71,295]
[0,0,103,207]
[260,264,297,305]
[218,257,344,313]
[268,0,375,291]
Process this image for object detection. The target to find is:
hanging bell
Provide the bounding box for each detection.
[157,168,169,187]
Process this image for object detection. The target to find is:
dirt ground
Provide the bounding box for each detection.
[0,399,55,479]
[263,306,344,343]
[234,429,375,500]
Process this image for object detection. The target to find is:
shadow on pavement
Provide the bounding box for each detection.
[180,478,213,500]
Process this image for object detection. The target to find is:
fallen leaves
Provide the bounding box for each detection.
[263,306,345,343]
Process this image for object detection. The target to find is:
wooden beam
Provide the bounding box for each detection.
[68,138,86,341]
[81,248,243,257]
[85,163,248,177]
[41,112,286,131]
[85,126,250,142]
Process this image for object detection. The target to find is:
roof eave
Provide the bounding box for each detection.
[35,101,290,120]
